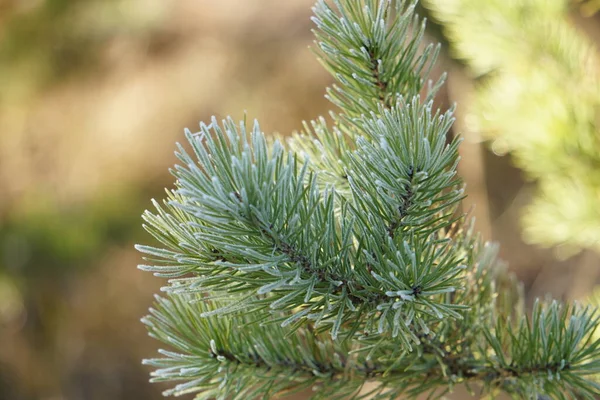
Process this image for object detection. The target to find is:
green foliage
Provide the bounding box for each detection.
[311,0,443,115]
[423,0,600,255]
[137,0,600,398]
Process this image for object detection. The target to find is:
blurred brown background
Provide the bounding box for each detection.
[0,1,598,399]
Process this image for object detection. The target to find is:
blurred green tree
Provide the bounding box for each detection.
[423,0,600,257]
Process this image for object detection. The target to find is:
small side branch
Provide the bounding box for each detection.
[387,166,415,239]
[366,45,393,108]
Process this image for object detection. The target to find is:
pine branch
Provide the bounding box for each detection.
[144,280,600,399]
[137,111,466,342]
[312,0,444,116]
[137,0,600,398]
[290,0,445,192]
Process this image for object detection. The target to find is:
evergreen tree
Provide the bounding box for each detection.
[423,0,600,256]
[136,0,600,398]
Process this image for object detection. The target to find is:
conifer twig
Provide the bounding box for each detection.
[137,1,600,398]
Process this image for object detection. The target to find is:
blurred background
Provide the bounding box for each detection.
[0,0,599,399]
